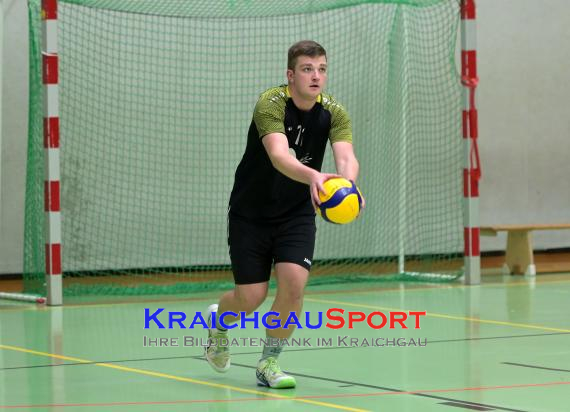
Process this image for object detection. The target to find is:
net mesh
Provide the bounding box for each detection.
[25,0,463,297]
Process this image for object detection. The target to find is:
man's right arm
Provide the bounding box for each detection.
[262,133,338,209]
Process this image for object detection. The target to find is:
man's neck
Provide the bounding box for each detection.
[287,86,317,112]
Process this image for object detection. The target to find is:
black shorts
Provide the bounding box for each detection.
[227,214,316,285]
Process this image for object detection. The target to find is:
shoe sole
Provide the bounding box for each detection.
[256,377,296,389]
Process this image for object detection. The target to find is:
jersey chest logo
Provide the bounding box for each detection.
[287,124,305,146]
[286,123,313,165]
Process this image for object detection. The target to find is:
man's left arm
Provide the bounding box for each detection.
[332,141,359,182]
[332,141,365,208]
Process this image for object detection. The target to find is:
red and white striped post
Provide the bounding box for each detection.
[43,0,63,305]
[461,0,481,285]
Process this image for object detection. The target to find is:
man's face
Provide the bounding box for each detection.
[287,55,328,100]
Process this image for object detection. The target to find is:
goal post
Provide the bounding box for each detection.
[460,0,481,285]
[20,0,478,303]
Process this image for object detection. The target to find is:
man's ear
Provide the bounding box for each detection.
[286,69,294,82]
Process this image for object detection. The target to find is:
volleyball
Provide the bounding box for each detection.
[317,178,363,224]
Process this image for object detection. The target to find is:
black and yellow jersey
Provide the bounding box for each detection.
[229,85,352,222]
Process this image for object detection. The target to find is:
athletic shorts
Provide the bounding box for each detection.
[227,214,316,285]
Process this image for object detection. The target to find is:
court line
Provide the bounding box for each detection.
[2,278,569,313]
[0,344,367,412]
[502,362,570,373]
[3,332,569,372]
[305,278,570,298]
[304,297,570,333]
[0,397,362,409]
[438,401,494,411]
[218,361,546,412]
[2,380,567,410]
[299,381,570,399]
[61,277,570,306]
[227,331,570,356]
[3,347,564,411]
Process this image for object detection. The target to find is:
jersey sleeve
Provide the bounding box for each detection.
[328,102,353,144]
[252,93,286,138]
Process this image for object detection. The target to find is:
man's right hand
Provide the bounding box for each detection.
[310,172,341,211]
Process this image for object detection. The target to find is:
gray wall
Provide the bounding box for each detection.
[477,0,570,250]
[1,0,569,275]
[1,0,29,274]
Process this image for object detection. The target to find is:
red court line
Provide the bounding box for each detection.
[2,381,568,409]
[300,381,570,400]
[0,398,278,409]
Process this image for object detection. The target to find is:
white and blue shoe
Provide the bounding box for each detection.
[256,357,296,389]
[204,304,230,373]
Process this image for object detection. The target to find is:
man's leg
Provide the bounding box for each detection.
[207,214,273,373]
[268,262,309,339]
[205,282,268,372]
[256,262,309,388]
[219,282,269,325]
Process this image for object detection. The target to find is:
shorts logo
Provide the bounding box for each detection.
[304,258,312,266]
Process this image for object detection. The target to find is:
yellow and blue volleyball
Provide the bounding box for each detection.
[317,178,363,224]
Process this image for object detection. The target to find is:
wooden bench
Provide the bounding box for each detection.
[480,224,570,275]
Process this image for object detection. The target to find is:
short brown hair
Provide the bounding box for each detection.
[287,40,327,70]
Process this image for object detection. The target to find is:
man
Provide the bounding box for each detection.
[205,40,362,388]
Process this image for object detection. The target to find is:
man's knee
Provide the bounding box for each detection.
[276,286,304,306]
[236,285,267,313]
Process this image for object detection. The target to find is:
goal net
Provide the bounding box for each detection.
[24,0,463,298]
